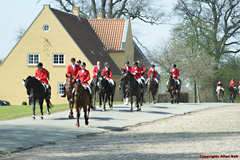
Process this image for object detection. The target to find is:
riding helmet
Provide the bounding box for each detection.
[81,62,86,66]
[104,62,109,66]
[151,64,155,67]
[71,57,76,62]
[77,60,81,63]
[37,62,43,67]
[173,64,176,67]
[133,61,138,66]
[125,61,129,64]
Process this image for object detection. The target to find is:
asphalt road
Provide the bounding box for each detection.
[0,103,237,155]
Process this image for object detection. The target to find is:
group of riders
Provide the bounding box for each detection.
[216,78,240,93]
[34,58,182,106]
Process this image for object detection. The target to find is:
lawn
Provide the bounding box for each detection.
[0,101,122,121]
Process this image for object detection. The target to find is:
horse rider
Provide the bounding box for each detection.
[90,61,102,84]
[101,62,116,91]
[35,62,51,99]
[216,80,224,93]
[137,60,146,89]
[77,60,81,67]
[122,61,132,72]
[170,64,180,84]
[146,64,159,89]
[229,78,237,92]
[131,61,143,89]
[72,62,93,106]
[61,58,81,97]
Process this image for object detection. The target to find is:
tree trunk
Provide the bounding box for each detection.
[194,81,197,103]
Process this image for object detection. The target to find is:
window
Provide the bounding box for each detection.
[53,54,65,65]
[28,54,40,65]
[58,83,64,95]
[43,24,50,32]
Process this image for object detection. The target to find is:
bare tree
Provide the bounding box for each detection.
[174,0,240,63]
[50,0,166,25]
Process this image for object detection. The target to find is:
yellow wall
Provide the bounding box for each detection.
[0,5,123,105]
[109,19,134,69]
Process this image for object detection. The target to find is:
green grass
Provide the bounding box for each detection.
[0,101,122,121]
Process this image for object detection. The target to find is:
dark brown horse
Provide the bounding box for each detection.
[147,72,158,104]
[120,68,130,105]
[64,74,74,118]
[167,73,181,104]
[23,76,52,119]
[228,86,237,103]
[74,82,91,127]
[120,71,143,111]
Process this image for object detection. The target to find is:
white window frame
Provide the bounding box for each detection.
[27,54,40,65]
[58,83,64,95]
[53,53,65,65]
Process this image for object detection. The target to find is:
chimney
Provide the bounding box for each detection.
[97,15,102,19]
[73,6,80,17]
[43,4,50,9]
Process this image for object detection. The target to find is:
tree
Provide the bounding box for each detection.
[174,0,240,63]
[50,0,166,25]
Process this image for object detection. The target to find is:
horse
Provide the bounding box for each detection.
[120,69,130,105]
[74,81,91,127]
[23,76,52,119]
[147,72,158,104]
[216,86,224,102]
[167,73,181,104]
[120,71,143,111]
[97,74,115,111]
[90,69,104,108]
[228,86,237,103]
[64,74,74,118]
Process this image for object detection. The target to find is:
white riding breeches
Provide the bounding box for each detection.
[167,79,180,85]
[104,77,115,86]
[63,80,66,85]
[146,78,158,84]
[135,78,142,84]
[72,85,92,94]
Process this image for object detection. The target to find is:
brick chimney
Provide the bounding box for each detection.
[73,6,80,17]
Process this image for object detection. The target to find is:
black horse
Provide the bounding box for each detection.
[120,71,143,111]
[90,69,104,108]
[120,69,130,104]
[97,74,115,111]
[23,76,52,119]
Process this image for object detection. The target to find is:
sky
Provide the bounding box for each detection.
[0,0,177,60]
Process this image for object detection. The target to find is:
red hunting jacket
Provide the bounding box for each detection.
[35,68,48,84]
[217,82,223,87]
[92,65,103,78]
[72,69,90,85]
[229,80,236,87]
[131,67,141,79]
[170,68,179,80]
[101,68,112,80]
[122,65,132,72]
[148,68,158,79]
[67,64,81,77]
[139,66,146,75]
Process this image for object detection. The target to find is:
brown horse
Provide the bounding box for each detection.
[74,81,91,127]
[216,86,224,102]
[167,73,181,104]
[147,72,158,104]
[64,74,74,119]
[228,86,237,103]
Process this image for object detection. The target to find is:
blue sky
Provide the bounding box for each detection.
[0,0,176,59]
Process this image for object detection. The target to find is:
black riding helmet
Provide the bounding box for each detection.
[77,60,81,63]
[37,62,43,67]
[173,64,176,67]
[151,64,155,67]
[133,61,138,66]
[71,57,76,62]
[125,61,129,64]
[104,62,109,66]
[81,62,86,66]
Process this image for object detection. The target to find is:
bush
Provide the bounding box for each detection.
[22,101,27,105]
[158,91,189,103]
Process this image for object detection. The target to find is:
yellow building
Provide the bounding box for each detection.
[0,5,149,105]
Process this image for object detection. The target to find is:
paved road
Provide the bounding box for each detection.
[0,103,237,155]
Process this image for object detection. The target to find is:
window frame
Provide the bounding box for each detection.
[27,53,40,66]
[52,53,65,66]
[58,83,64,95]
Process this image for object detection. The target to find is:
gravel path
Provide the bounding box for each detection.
[1,105,240,160]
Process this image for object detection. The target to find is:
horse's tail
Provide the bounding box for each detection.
[46,98,53,109]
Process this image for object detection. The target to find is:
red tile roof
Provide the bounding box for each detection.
[88,19,125,51]
[51,8,121,76]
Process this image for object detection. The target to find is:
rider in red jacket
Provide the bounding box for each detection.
[146,64,158,89]
[122,61,132,72]
[35,62,51,98]
[131,61,143,89]
[216,80,224,93]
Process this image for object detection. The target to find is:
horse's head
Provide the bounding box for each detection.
[120,71,132,82]
[65,74,73,90]
[97,75,105,90]
[23,76,35,95]
[121,68,127,75]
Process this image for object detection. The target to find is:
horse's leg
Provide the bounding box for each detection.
[148,91,150,104]
[103,94,107,111]
[170,91,174,104]
[93,91,96,108]
[99,93,102,108]
[136,95,141,111]
[76,106,80,127]
[32,99,36,119]
[130,95,133,111]
[46,99,51,115]
[69,100,74,119]
[39,99,44,119]
[110,94,114,109]
[84,107,89,125]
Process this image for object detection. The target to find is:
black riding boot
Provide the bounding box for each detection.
[61,86,66,97]
[156,83,159,89]
[71,91,75,103]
